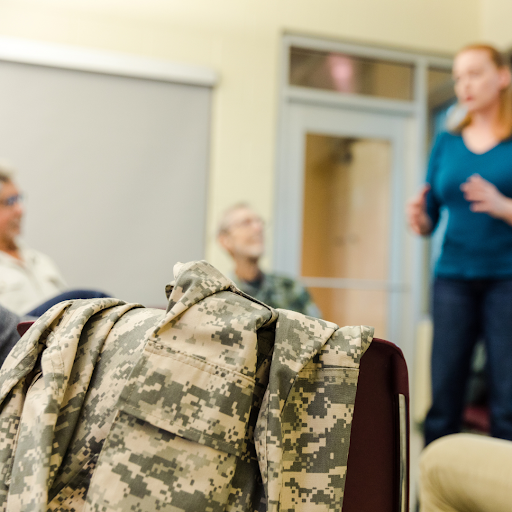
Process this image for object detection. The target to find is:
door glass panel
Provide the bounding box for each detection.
[301,133,392,337]
[289,46,414,100]
[302,133,392,279]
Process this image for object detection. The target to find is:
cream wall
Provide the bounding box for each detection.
[0,0,481,275]
[481,0,512,49]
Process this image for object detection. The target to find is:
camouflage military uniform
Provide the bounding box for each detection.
[233,273,321,318]
[0,260,373,512]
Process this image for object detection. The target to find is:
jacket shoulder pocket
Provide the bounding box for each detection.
[117,340,255,456]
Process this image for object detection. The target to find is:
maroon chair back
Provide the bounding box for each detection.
[343,338,409,512]
[17,321,35,337]
[463,405,490,433]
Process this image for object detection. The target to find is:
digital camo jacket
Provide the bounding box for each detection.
[0,260,373,512]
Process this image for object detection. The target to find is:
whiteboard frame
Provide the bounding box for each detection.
[0,36,218,87]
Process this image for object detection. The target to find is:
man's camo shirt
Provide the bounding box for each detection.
[0,260,373,512]
[233,273,321,319]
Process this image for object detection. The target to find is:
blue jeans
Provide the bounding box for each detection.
[26,289,110,317]
[424,277,512,445]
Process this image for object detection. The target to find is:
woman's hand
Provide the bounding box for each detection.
[460,174,512,223]
[406,185,433,236]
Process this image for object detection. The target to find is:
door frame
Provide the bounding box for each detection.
[274,34,452,363]
[280,103,411,344]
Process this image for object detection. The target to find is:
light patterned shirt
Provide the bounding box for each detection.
[0,245,66,315]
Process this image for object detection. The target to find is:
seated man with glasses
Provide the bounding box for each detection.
[217,203,321,317]
[0,163,108,319]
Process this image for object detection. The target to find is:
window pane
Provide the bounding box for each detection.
[428,67,454,111]
[289,46,414,100]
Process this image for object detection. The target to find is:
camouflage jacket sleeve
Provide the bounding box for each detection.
[255,311,373,512]
[0,297,161,512]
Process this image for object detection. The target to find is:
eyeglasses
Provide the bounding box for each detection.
[230,216,264,230]
[0,194,23,207]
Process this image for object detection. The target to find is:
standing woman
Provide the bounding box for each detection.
[408,44,512,445]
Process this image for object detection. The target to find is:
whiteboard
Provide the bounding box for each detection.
[0,59,212,307]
